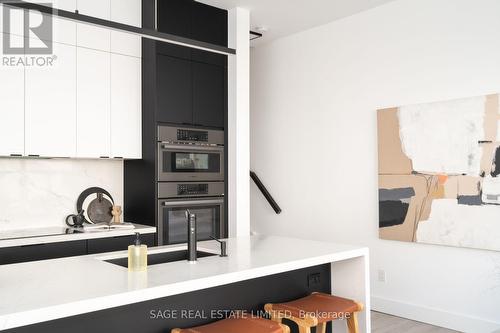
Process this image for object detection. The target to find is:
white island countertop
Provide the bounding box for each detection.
[0,235,370,331]
[0,224,157,248]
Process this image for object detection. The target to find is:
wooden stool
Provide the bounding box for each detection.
[171,317,290,333]
[265,292,363,333]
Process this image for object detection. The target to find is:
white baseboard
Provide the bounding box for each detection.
[371,295,500,333]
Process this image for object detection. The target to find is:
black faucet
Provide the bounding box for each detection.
[186,210,228,262]
[186,210,197,262]
[210,236,228,257]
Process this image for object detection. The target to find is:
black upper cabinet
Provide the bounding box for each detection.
[156,1,228,129]
[157,54,193,125]
[191,2,228,47]
[191,48,227,67]
[157,0,228,47]
[156,43,227,129]
[192,62,225,128]
[157,0,191,40]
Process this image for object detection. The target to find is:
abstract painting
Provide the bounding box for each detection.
[378,94,500,251]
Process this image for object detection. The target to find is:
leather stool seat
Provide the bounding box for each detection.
[171,317,290,333]
[267,292,361,323]
[265,292,363,333]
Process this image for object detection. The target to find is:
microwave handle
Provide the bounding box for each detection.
[162,199,224,207]
[160,143,224,152]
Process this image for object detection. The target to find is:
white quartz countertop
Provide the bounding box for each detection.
[0,224,157,248]
[0,235,368,330]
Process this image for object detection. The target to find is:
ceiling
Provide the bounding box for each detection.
[197,0,397,46]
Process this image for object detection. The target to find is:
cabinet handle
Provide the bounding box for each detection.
[162,199,224,206]
[100,156,110,159]
[20,243,45,248]
[161,143,223,152]
[154,0,158,30]
[9,154,22,157]
[28,154,40,157]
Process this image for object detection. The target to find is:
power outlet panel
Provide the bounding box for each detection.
[308,272,321,287]
[377,269,386,283]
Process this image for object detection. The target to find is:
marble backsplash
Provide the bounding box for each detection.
[0,159,123,231]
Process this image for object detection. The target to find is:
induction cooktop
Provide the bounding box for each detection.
[0,227,84,241]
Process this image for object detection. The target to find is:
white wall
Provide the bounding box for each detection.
[250,0,500,331]
[0,159,123,231]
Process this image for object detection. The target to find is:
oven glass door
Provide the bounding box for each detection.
[159,199,224,245]
[159,144,224,181]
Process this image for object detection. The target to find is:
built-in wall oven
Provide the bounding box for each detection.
[157,125,225,245]
[157,182,225,245]
[158,126,224,182]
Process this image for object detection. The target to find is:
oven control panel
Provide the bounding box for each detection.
[177,129,209,142]
[177,184,209,196]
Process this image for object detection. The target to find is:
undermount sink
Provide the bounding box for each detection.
[104,250,216,268]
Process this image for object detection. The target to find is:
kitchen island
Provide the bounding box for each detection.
[0,235,370,333]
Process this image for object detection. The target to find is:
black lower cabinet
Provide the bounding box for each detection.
[87,234,155,254]
[0,240,87,265]
[5,264,332,333]
[0,234,156,265]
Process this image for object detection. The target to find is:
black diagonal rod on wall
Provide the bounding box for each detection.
[250,171,282,214]
[0,0,236,55]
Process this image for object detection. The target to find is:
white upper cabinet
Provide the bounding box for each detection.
[25,42,77,157]
[110,0,141,26]
[24,0,77,45]
[111,53,141,159]
[77,0,111,51]
[0,1,76,44]
[0,4,24,36]
[0,33,24,157]
[76,47,111,158]
[110,0,141,57]
[0,0,141,159]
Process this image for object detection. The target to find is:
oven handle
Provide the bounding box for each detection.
[160,143,224,152]
[161,199,224,207]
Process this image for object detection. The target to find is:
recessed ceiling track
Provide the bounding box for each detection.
[0,0,236,56]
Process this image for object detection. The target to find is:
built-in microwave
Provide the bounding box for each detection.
[157,126,224,182]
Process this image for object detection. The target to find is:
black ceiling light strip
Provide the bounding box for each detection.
[0,0,236,55]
